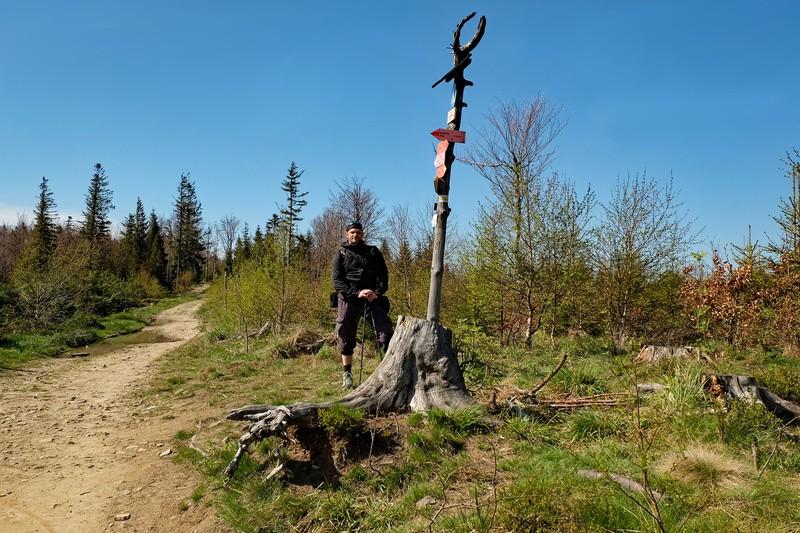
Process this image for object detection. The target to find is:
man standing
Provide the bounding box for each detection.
[333,221,394,389]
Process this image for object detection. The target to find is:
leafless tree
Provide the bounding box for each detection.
[309,207,345,282]
[216,215,240,273]
[329,175,385,242]
[0,217,31,281]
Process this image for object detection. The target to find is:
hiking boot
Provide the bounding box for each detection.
[342,371,354,390]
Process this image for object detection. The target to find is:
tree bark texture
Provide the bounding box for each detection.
[225,316,473,477]
[708,374,800,423]
[633,345,699,364]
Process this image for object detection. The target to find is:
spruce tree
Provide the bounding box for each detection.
[266,213,282,235]
[279,161,308,256]
[145,210,167,284]
[253,225,264,257]
[172,173,204,283]
[769,151,800,256]
[133,197,148,265]
[120,198,149,275]
[31,176,58,271]
[80,163,114,246]
[241,223,252,261]
[120,213,137,275]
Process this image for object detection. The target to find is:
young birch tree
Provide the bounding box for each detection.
[592,173,695,352]
[465,98,564,345]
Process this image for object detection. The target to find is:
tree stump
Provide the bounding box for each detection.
[633,345,699,364]
[224,315,473,477]
[707,374,800,422]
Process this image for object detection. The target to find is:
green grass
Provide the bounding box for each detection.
[154,302,800,533]
[0,293,194,369]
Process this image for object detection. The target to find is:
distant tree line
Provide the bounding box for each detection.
[0,164,210,336]
[3,114,799,360]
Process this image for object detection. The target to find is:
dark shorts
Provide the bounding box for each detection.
[335,294,393,355]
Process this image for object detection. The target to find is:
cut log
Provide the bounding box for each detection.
[224,315,473,477]
[633,345,699,364]
[706,374,800,423]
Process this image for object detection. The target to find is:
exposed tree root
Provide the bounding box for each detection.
[224,316,472,477]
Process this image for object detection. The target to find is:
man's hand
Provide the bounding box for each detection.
[358,289,377,302]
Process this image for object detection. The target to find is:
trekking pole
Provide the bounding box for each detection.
[358,303,368,386]
[367,302,384,360]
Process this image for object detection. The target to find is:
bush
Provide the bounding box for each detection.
[721,400,780,448]
[0,282,17,337]
[81,271,144,315]
[174,271,195,293]
[134,271,166,300]
[452,320,501,384]
[754,366,800,404]
[59,328,99,348]
[12,242,89,328]
[554,360,608,396]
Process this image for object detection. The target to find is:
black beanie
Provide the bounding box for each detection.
[346,221,363,231]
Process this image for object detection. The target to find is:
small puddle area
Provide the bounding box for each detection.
[63,329,175,358]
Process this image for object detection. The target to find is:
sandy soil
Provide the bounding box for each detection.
[0,299,224,533]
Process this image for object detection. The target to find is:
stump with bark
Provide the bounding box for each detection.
[706,374,800,423]
[633,345,700,364]
[224,315,473,477]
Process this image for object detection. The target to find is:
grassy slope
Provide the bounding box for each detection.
[0,294,194,369]
[151,307,800,532]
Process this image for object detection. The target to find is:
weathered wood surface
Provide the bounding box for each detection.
[225,315,473,477]
[577,469,665,502]
[633,345,700,364]
[708,374,800,422]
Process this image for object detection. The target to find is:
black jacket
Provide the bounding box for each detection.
[332,241,388,299]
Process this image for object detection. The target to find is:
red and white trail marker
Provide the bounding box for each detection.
[431,128,466,143]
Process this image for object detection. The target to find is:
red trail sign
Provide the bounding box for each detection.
[431,129,466,143]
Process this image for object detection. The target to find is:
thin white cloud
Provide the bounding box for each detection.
[0,205,32,226]
[0,204,83,227]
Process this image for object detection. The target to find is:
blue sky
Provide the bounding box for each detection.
[1,1,797,253]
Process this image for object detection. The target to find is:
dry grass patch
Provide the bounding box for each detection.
[658,444,752,489]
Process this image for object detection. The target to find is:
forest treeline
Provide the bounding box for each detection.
[2,99,799,357]
[0,164,208,341]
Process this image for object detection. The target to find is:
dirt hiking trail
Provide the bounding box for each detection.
[0,298,224,532]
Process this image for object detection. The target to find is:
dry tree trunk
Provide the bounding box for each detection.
[633,345,699,364]
[707,374,800,422]
[224,315,473,477]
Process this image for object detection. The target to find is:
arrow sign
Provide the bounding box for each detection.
[431,129,466,143]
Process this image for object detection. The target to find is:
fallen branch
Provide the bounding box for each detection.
[526,347,569,398]
[577,469,664,502]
